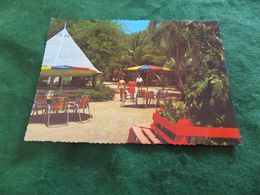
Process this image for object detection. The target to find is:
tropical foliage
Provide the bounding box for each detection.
[121,31,167,66]
[75,83,115,102]
[148,21,236,127]
[160,100,188,123]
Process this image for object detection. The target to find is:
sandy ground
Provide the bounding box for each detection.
[25,92,155,143]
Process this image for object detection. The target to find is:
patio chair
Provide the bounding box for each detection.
[31,96,47,115]
[63,90,78,101]
[143,91,155,108]
[135,89,146,105]
[155,90,164,108]
[136,89,146,98]
[155,90,178,108]
[68,95,91,122]
[46,97,69,127]
[120,90,135,107]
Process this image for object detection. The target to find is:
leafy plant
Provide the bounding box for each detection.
[76,83,115,102]
[160,100,189,123]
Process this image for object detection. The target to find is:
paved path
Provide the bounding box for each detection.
[25,94,155,143]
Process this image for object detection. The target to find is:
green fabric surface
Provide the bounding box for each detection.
[0,0,259,194]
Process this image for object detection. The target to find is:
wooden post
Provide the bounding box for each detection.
[59,77,63,93]
[93,74,97,88]
[49,77,54,89]
[58,77,62,87]
[146,72,149,91]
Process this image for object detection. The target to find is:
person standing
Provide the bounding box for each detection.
[45,90,55,104]
[117,79,126,101]
[128,80,136,99]
[136,75,143,90]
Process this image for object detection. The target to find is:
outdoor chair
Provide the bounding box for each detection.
[155,90,164,108]
[143,91,155,108]
[63,90,78,101]
[136,89,146,98]
[120,90,135,107]
[155,90,180,108]
[68,95,91,122]
[135,89,146,105]
[31,96,47,115]
[46,97,69,127]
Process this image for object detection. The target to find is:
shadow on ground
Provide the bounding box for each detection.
[29,113,91,126]
[121,104,156,109]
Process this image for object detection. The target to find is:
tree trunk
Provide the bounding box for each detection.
[175,41,183,89]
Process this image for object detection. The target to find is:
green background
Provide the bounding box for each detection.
[0,0,259,194]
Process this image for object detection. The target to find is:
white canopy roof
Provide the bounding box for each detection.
[41,27,101,76]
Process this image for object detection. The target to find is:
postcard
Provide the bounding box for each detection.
[25,19,241,145]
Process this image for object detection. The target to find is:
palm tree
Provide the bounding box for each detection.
[121,31,167,66]
[148,21,190,88]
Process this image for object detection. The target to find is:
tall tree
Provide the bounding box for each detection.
[121,31,167,67]
[148,21,190,88]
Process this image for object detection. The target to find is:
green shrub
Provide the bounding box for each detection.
[76,83,115,102]
[160,100,189,123]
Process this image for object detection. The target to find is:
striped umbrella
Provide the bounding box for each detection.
[41,65,97,77]
[126,65,170,71]
[125,65,171,90]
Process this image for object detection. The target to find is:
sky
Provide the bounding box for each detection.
[115,20,150,34]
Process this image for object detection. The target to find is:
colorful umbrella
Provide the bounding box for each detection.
[41,65,98,91]
[126,65,170,71]
[125,65,171,90]
[41,65,97,77]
